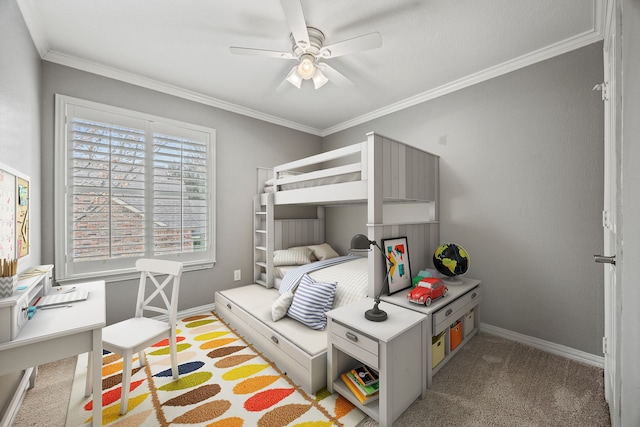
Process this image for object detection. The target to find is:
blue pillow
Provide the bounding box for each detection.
[287,274,337,330]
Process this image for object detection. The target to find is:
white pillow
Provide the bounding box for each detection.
[271,290,295,321]
[308,243,340,261]
[273,247,313,266]
[287,274,337,330]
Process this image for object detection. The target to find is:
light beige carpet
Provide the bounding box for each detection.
[13,356,77,427]
[362,332,611,426]
[16,329,610,426]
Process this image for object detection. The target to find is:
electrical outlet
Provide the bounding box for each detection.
[234,270,241,281]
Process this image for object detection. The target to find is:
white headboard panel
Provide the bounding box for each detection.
[274,219,325,250]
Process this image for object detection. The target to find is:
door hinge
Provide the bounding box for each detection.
[593,82,609,101]
[602,336,607,355]
[603,210,609,228]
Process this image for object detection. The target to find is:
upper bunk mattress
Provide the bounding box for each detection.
[263,171,360,193]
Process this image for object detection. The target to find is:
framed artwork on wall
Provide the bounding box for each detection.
[0,162,30,261]
[17,176,29,258]
[382,236,412,295]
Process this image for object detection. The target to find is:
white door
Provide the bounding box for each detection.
[597,1,621,425]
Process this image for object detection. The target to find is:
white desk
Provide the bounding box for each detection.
[0,280,105,426]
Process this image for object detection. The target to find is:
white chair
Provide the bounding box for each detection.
[88,258,184,415]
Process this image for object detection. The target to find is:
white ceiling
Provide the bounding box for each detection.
[18,0,603,135]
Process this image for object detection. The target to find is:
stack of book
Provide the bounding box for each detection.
[340,364,379,404]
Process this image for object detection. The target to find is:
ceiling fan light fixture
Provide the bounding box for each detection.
[286,66,303,88]
[297,54,316,80]
[312,68,328,89]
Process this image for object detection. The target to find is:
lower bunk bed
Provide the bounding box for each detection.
[215,254,368,394]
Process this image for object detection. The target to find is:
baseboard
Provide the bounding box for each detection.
[154,303,216,322]
[178,303,216,318]
[174,307,605,369]
[480,322,604,368]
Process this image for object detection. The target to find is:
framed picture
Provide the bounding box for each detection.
[382,236,412,295]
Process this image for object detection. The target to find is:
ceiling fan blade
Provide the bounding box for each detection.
[319,32,382,59]
[230,46,295,60]
[317,63,353,87]
[280,0,310,48]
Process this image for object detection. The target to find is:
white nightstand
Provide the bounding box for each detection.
[326,298,426,427]
[381,277,481,387]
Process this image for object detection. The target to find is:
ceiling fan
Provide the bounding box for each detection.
[229,0,382,89]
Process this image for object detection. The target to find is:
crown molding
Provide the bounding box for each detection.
[19,0,604,138]
[322,0,605,136]
[16,1,322,135]
[42,51,323,136]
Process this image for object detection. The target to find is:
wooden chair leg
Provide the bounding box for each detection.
[120,351,133,415]
[138,350,146,367]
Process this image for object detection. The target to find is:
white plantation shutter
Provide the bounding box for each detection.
[56,96,215,281]
[152,123,209,256]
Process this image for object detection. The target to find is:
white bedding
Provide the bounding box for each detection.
[216,256,368,354]
[271,257,369,309]
[307,256,368,308]
[270,258,369,308]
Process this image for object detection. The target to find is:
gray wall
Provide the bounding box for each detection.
[0,0,43,416]
[324,43,605,356]
[40,62,322,324]
[1,0,614,405]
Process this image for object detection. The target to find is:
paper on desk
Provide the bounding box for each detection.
[37,290,89,307]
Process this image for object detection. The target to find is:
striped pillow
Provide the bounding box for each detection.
[287,274,337,330]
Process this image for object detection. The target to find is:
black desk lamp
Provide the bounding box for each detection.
[350,234,394,322]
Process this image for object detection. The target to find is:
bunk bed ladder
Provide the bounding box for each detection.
[254,193,274,287]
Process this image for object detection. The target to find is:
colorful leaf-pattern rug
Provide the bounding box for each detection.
[66,311,365,427]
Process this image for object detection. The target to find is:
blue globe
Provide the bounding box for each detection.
[433,243,469,278]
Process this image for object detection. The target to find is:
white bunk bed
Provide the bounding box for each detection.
[215,132,439,394]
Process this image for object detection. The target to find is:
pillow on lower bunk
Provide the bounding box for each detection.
[273,247,314,266]
[307,243,340,260]
[289,246,318,261]
[287,274,337,330]
[271,290,295,321]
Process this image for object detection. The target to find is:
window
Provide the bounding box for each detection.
[55,95,215,281]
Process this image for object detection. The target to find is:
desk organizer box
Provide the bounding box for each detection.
[465,309,475,336]
[0,275,17,298]
[432,331,446,368]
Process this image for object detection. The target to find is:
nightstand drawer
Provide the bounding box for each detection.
[331,322,378,369]
[433,286,481,335]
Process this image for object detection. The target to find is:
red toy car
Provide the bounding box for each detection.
[407,277,448,306]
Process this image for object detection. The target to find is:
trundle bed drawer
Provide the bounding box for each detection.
[433,286,481,336]
[215,290,328,394]
[217,293,254,325]
[217,293,300,360]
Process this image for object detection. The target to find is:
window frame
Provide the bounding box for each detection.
[54,94,216,283]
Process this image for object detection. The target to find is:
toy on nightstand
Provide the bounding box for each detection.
[406,277,448,306]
